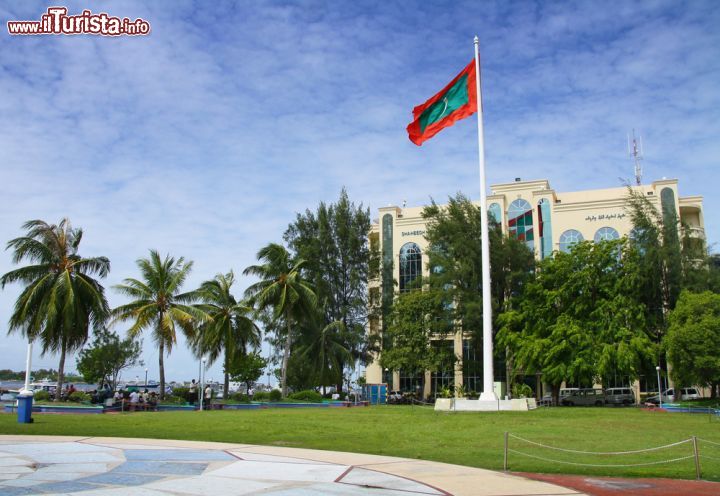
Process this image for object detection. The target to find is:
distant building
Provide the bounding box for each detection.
[365,178,705,398]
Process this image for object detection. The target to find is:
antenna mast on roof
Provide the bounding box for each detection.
[627,129,644,185]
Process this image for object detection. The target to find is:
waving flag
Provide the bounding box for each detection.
[406,60,478,145]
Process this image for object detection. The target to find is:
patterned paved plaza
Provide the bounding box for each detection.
[0,436,578,495]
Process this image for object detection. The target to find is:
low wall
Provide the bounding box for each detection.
[434,398,537,412]
[4,404,104,414]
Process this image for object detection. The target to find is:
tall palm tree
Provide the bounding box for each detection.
[243,243,316,398]
[112,250,206,399]
[193,271,261,399]
[1,219,110,401]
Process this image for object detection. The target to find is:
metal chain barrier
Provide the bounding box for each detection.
[504,432,705,480]
[410,397,437,407]
[508,433,692,455]
[507,448,695,468]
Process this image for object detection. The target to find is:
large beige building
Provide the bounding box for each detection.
[365,177,705,398]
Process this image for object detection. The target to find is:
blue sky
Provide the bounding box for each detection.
[1,1,718,385]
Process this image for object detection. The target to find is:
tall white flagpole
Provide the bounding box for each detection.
[21,340,33,395]
[474,36,497,401]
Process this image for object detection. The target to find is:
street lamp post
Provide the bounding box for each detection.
[200,357,207,411]
[656,365,662,408]
[144,368,148,387]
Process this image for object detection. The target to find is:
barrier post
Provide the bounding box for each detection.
[692,436,701,480]
[504,432,509,471]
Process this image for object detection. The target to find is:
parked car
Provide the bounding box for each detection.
[387,390,404,404]
[646,387,701,404]
[561,388,605,406]
[605,387,636,405]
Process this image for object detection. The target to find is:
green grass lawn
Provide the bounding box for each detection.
[2,406,719,481]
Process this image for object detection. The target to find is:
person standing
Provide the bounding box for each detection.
[189,379,197,405]
[204,385,212,409]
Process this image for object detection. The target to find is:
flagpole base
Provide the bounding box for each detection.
[479,391,499,402]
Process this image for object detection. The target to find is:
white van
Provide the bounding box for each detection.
[647,387,701,404]
[605,387,635,405]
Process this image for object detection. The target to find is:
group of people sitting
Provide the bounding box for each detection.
[59,383,77,401]
[113,388,158,410]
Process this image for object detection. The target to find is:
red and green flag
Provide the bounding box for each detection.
[406,60,478,146]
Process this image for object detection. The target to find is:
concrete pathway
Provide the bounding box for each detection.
[0,435,581,495]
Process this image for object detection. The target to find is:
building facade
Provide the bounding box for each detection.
[365,178,705,398]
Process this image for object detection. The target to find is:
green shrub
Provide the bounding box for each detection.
[68,391,91,403]
[512,383,534,399]
[269,389,282,402]
[231,392,250,403]
[33,390,51,401]
[289,390,322,402]
[253,391,269,401]
[438,386,454,398]
[171,387,196,403]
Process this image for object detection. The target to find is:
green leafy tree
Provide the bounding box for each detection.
[284,188,373,391]
[379,289,454,399]
[112,250,207,399]
[243,243,316,398]
[193,271,260,399]
[499,240,654,404]
[666,291,720,397]
[1,219,110,401]
[76,328,143,390]
[421,194,535,390]
[227,351,267,394]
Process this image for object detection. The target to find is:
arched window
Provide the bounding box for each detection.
[594,227,620,243]
[559,229,584,253]
[508,199,534,250]
[399,242,422,292]
[488,203,502,224]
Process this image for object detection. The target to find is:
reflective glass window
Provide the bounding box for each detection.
[508,199,534,251]
[399,242,422,292]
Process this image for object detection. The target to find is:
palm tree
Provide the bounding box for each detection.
[1,219,110,401]
[243,243,316,398]
[112,250,206,399]
[193,271,261,399]
[298,317,352,395]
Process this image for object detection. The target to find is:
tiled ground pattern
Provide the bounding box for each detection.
[0,441,447,495]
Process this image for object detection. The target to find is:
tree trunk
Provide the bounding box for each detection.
[223,347,230,400]
[55,339,67,402]
[505,347,514,399]
[159,340,165,400]
[280,315,292,398]
[711,382,717,399]
[551,383,560,406]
